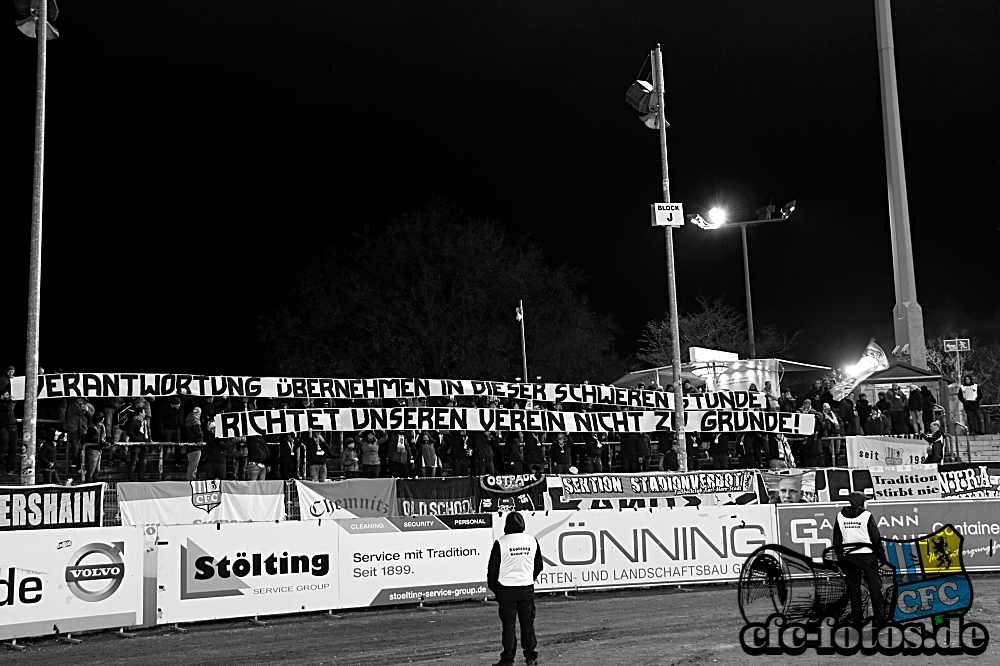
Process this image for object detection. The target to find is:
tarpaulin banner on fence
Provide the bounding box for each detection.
[774,498,1000,571]
[843,436,929,468]
[10,373,765,410]
[215,407,815,437]
[759,470,818,503]
[868,464,941,500]
[294,479,396,519]
[558,471,755,500]
[0,526,143,640]
[117,481,285,526]
[937,462,1000,499]
[336,514,492,608]
[155,521,340,624]
[477,473,547,512]
[510,506,775,591]
[544,476,757,511]
[0,483,104,531]
[396,477,479,516]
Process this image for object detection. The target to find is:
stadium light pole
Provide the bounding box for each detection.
[687,200,796,359]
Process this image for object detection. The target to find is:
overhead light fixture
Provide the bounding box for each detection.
[15,0,60,40]
[708,207,727,227]
[625,80,654,113]
[781,200,797,218]
[687,213,722,230]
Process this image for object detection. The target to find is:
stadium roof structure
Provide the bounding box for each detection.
[856,361,942,385]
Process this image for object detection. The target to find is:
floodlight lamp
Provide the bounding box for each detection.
[708,207,727,226]
[625,80,654,113]
[688,213,722,230]
[781,200,797,218]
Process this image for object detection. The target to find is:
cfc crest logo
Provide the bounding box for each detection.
[64,542,126,602]
[885,447,903,465]
[885,525,974,623]
[191,480,223,514]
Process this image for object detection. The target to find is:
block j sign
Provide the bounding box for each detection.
[651,202,684,227]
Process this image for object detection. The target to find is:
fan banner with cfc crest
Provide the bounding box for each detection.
[118,480,285,526]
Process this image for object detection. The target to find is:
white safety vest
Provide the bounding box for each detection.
[496,533,538,586]
[837,510,873,555]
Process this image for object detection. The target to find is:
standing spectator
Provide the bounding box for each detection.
[230,436,248,480]
[277,434,303,479]
[856,394,872,428]
[341,436,359,478]
[907,387,924,435]
[184,407,204,481]
[83,412,108,483]
[619,433,639,472]
[801,380,823,408]
[123,408,150,482]
[958,375,984,435]
[104,397,124,443]
[922,420,945,464]
[159,396,185,467]
[386,430,413,478]
[504,432,524,474]
[246,435,270,481]
[418,431,441,477]
[65,397,95,471]
[445,430,472,476]
[549,433,573,474]
[919,387,936,434]
[710,434,730,470]
[635,432,651,471]
[305,431,334,481]
[200,421,229,480]
[360,430,382,478]
[582,433,603,473]
[523,432,544,473]
[885,385,908,435]
[39,429,61,484]
[778,390,797,414]
[471,430,495,476]
[838,394,859,436]
[0,387,17,474]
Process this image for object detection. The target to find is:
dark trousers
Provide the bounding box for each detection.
[128,445,147,481]
[475,459,495,476]
[0,427,17,473]
[451,457,469,476]
[498,597,537,663]
[842,553,886,624]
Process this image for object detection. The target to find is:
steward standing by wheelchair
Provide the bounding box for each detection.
[833,491,889,624]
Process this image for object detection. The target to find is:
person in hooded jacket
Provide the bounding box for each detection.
[0,386,17,475]
[246,435,270,481]
[833,492,889,625]
[487,512,543,666]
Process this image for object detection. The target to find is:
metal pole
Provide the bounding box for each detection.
[22,0,49,487]
[741,225,755,359]
[652,45,686,472]
[875,0,926,369]
[518,299,529,384]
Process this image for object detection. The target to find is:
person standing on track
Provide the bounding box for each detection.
[487,511,543,666]
[833,491,889,625]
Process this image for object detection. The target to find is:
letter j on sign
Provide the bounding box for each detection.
[651,202,684,227]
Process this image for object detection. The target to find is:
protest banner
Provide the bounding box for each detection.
[156,521,340,623]
[938,462,1000,499]
[294,479,396,519]
[511,506,775,591]
[10,373,766,411]
[544,476,756,511]
[396,477,479,516]
[336,514,492,608]
[844,435,929,468]
[477,473,547,512]
[775,498,1000,571]
[214,407,815,437]
[868,464,941,500]
[559,471,755,500]
[117,481,284,526]
[0,526,143,640]
[0,483,104,531]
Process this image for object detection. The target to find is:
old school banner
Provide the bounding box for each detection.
[216,407,814,437]
[11,373,765,410]
[118,481,284,526]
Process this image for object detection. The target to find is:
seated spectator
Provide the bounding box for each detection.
[246,435,270,481]
[200,421,229,480]
[341,436,359,478]
[84,412,108,483]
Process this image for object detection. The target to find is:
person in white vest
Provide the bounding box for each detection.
[487,511,544,666]
[832,492,889,624]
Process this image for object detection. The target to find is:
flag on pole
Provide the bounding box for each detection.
[832,339,890,400]
[515,306,523,322]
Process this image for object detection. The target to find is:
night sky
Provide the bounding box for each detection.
[8,1,999,378]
